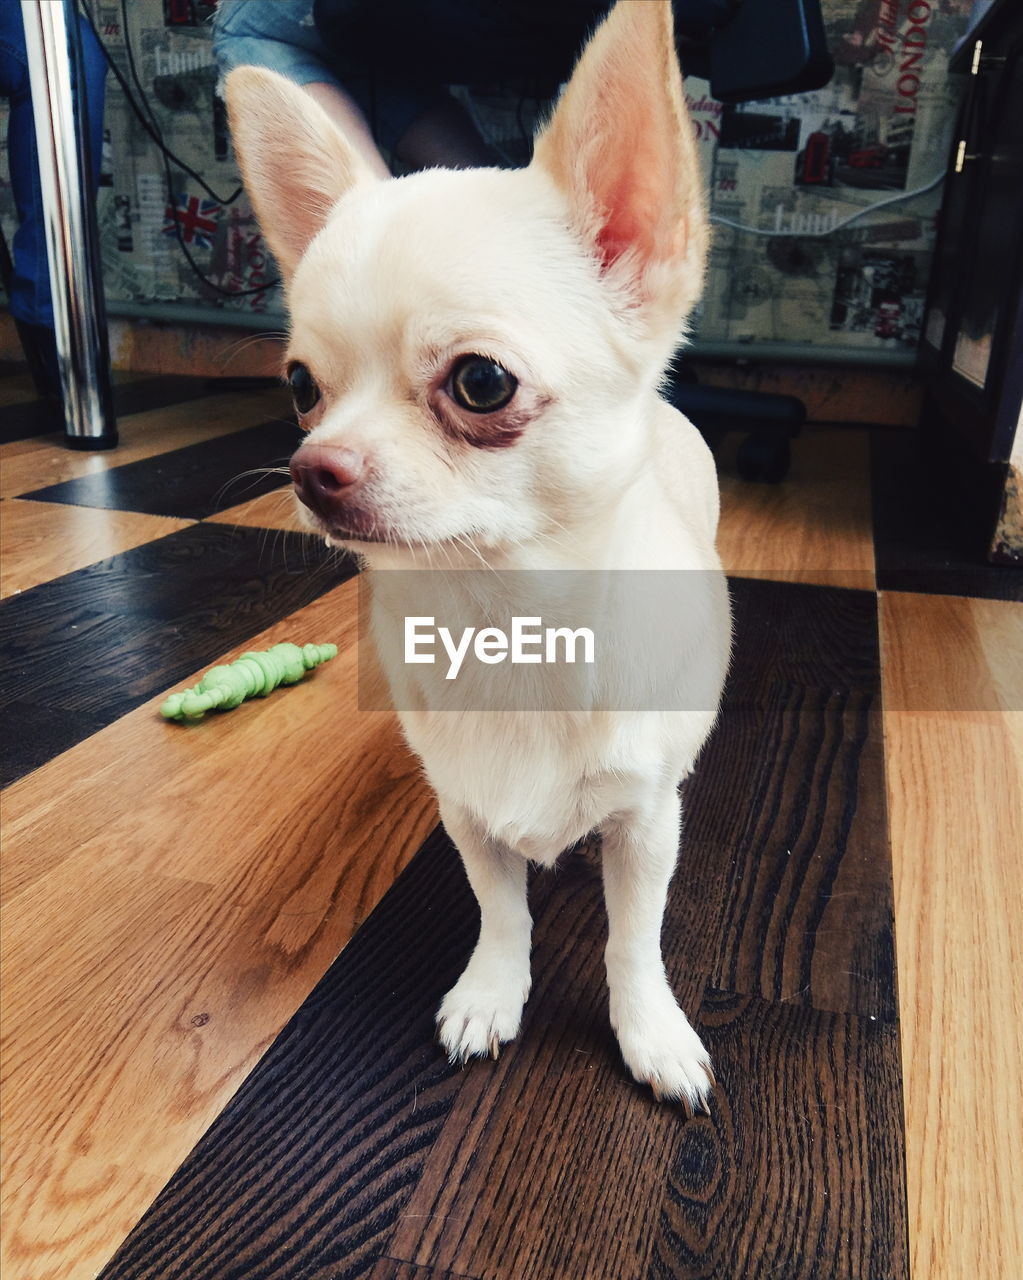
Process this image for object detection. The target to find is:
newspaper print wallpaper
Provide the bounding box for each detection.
[0,0,978,358]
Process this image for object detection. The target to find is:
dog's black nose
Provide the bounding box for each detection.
[290,444,365,522]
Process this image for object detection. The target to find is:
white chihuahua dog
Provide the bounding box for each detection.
[227,0,731,1110]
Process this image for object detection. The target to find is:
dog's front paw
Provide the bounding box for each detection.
[436,962,530,1065]
[611,984,715,1113]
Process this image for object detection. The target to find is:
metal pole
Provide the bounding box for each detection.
[20,0,117,449]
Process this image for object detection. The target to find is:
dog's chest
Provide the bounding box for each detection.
[398,708,659,861]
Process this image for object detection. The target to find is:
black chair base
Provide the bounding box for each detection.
[665,369,805,483]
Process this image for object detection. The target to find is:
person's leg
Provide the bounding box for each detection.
[1,9,107,398]
[213,0,389,177]
[313,0,499,169]
[392,97,496,170]
[300,81,390,178]
[314,0,609,170]
[1,8,52,332]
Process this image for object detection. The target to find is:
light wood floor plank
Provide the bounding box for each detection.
[881,589,1023,716]
[718,427,874,589]
[881,591,1023,1280]
[205,487,306,532]
[0,500,192,598]
[1,578,437,1278]
[2,576,357,896]
[1,1137,167,1280]
[0,388,290,499]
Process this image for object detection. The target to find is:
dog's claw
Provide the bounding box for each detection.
[435,972,528,1069]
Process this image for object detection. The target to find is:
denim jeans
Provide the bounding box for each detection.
[0,6,106,327]
[213,0,451,155]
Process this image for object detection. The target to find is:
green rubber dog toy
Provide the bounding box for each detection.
[160,642,338,722]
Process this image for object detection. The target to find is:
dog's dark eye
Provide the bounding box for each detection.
[450,356,517,413]
[288,362,321,415]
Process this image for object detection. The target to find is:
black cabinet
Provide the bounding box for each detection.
[921,0,1023,478]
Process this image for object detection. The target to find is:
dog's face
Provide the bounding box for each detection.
[281,170,642,553]
[226,0,707,560]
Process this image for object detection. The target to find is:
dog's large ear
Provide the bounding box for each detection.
[531,0,708,327]
[225,67,376,282]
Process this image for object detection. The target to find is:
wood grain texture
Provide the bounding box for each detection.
[1,1138,167,1280]
[89,578,904,1280]
[880,589,1022,715]
[0,524,355,784]
[0,499,192,598]
[719,577,881,705]
[650,990,906,1280]
[718,427,874,590]
[881,591,1023,1280]
[370,1263,475,1280]
[694,687,895,1021]
[0,387,290,499]
[685,580,890,1023]
[206,487,308,531]
[386,843,715,1280]
[1,580,438,1280]
[96,830,475,1280]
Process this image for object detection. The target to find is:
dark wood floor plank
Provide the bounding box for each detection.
[90,579,904,1280]
[688,689,895,1022]
[369,1261,478,1280]
[385,839,727,1280]
[0,524,355,785]
[681,578,895,1021]
[20,418,300,519]
[723,577,881,702]
[0,699,109,784]
[648,989,907,1280]
[111,376,250,419]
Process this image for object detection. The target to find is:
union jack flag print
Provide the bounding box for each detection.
[163,193,221,248]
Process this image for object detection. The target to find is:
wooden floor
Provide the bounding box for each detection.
[0,373,1020,1280]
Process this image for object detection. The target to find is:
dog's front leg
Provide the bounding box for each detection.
[601,790,714,1111]
[436,802,532,1064]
